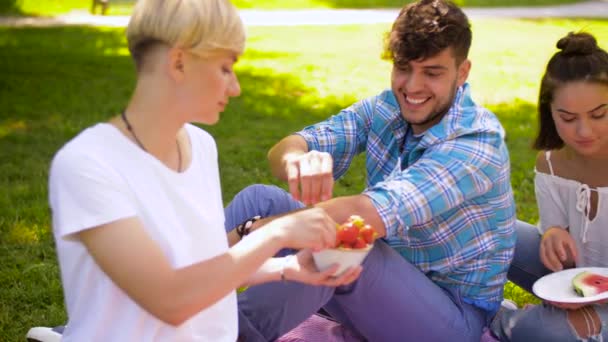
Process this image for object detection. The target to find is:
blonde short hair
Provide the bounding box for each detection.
[127,0,245,69]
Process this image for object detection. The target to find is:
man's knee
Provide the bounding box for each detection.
[245,184,301,214]
[232,184,276,209]
[237,184,284,202]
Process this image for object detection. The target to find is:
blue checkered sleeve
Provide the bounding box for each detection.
[364,131,505,239]
[296,99,375,179]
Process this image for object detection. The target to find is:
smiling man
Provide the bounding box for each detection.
[231,1,516,341]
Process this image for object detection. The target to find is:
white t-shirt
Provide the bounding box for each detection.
[535,151,608,267]
[49,123,237,341]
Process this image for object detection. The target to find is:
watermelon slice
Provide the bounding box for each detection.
[572,271,608,297]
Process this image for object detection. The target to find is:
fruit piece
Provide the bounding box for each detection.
[337,222,358,244]
[359,225,376,244]
[335,216,378,249]
[352,237,367,249]
[572,271,608,297]
[334,223,343,246]
[349,215,365,228]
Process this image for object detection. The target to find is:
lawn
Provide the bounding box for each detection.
[1,0,587,16]
[1,18,608,340]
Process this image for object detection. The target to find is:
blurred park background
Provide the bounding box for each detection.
[1,0,607,340]
[0,0,595,15]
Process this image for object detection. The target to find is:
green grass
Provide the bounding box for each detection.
[0,0,586,16]
[1,18,608,341]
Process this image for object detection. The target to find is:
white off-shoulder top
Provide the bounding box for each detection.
[535,151,608,267]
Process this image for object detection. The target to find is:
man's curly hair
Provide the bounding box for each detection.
[383,0,472,67]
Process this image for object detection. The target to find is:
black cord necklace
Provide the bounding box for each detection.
[121,110,182,172]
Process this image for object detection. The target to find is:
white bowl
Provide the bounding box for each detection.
[312,245,373,276]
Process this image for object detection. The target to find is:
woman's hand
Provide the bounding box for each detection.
[271,207,337,251]
[283,249,362,287]
[540,226,578,272]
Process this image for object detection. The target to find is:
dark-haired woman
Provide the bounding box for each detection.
[491,31,608,341]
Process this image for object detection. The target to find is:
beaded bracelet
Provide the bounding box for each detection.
[235,215,262,239]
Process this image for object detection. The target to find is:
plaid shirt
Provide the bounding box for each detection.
[297,84,516,312]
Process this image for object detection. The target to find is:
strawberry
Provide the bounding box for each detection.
[352,237,367,249]
[337,221,359,244]
[359,225,376,244]
[335,234,342,247]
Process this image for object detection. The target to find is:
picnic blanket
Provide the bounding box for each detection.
[277,314,364,342]
[277,315,500,342]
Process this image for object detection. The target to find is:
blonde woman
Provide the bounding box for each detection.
[33,0,360,340]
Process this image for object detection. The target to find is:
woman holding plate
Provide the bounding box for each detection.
[490,31,608,341]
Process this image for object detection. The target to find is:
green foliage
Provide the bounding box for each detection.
[1,18,607,340]
[0,0,20,14]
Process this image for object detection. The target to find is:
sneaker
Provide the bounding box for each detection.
[26,326,63,342]
[500,299,518,311]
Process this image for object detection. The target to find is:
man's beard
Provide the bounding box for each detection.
[410,81,458,127]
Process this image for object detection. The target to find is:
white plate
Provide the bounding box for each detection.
[532,267,608,304]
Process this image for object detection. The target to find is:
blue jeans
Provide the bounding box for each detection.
[506,220,551,293]
[225,185,491,342]
[491,221,608,341]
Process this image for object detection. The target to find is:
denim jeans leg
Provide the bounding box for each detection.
[238,280,335,341]
[507,220,551,293]
[323,240,489,342]
[224,184,305,232]
[491,303,597,342]
[226,185,322,341]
